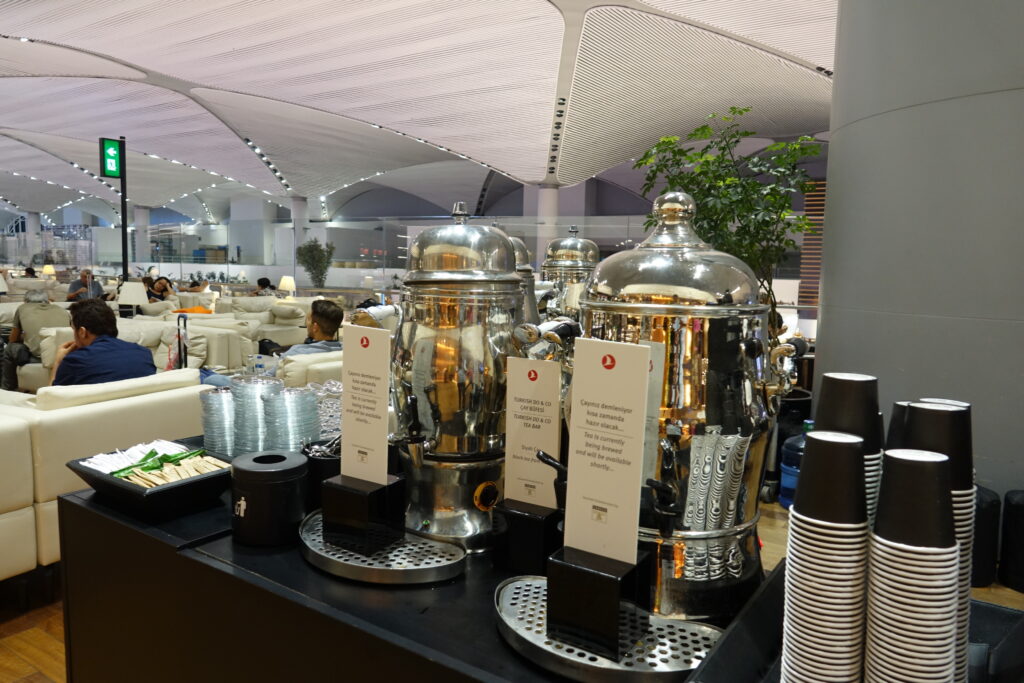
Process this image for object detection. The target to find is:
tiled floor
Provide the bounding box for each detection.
[0,503,1019,682]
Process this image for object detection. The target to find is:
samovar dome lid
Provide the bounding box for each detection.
[404,202,521,284]
[583,191,761,306]
[542,225,600,270]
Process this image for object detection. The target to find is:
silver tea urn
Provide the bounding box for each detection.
[390,202,523,552]
[541,225,600,321]
[578,191,794,622]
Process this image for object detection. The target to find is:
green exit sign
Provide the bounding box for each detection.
[99,138,122,178]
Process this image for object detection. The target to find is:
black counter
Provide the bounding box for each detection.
[58,490,557,682]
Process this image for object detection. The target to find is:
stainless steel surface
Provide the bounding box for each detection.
[541,225,600,321]
[298,511,466,585]
[400,453,503,553]
[390,203,522,550]
[495,576,721,681]
[577,191,787,618]
[404,203,521,284]
[509,235,541,325]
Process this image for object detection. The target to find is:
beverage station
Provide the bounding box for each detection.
[57,192,1022,683]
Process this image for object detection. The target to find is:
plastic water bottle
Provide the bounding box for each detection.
[779,419,814,509]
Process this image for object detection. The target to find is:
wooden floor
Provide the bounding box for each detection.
[0,504,1019,682]
[0,602,64,683]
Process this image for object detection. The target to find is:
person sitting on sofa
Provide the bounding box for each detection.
[274,300,343,374]
[66,268,114,302]
[23,266,36,278]
[148,277,177,302]
[51,299,156,385]
[250,277,279,297]
[1,289,71,391]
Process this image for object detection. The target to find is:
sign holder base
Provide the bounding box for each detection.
[321,473,406,546]
[546,547,653,660]
[493,499,563,576]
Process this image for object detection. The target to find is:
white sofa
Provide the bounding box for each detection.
[15,317,216,392]
[0,415,36,581]
[277,350,343,387]
[150,296,306,347]
[0,368,206,567]
[0,276,60,303]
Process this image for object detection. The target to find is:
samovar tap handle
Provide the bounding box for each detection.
[536,450,568,510]
[763,343,797,414]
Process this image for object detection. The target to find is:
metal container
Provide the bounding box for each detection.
[578,191,793,623]
[541,225,599,321]
[508,235,541,325]
[391,202,523,551]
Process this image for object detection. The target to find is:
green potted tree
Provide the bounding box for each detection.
[634,106,820,344]
[295,237,335,289]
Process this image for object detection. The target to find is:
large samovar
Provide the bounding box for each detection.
[390,203,522,552]
[541,225,599,321]
[578,191,793,623]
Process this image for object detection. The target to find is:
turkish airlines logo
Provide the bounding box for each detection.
[601,354,616,370]
[527,369,539,382]
[359,336,370,348]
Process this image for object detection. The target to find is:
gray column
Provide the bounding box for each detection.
[23,211,41,263]
[819,0,1024,495]
[133,206,151,262]
[531,185,560,261]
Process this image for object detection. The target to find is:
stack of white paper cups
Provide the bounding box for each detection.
[782,431,868,683]
[814,372,884,525]
[905,400,975,682]
[866,450,958,682]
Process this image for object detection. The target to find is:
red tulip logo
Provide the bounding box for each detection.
[360,336,370,348]
[601,354,616,370]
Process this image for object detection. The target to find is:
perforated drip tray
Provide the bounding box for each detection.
[299,511,466,585]
[495,577,722,682]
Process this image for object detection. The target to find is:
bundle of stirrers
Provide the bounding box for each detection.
[122,455,229,488]
[682,424,752,580]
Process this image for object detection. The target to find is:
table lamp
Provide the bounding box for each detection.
[278,275,296,299]
[41,264,56,279]
[117,281,149,317]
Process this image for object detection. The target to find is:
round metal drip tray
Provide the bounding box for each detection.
[495,576,721,681]
[299,512,466,585]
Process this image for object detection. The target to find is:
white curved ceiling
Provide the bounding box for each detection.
[0,0,835,217]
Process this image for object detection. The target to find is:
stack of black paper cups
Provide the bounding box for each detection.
[904,400,974,683]
[782,431,868,683]
[814,372,884,524]
[865,450,958,681]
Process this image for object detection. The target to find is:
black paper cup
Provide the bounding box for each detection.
[886,401,912,450]
[874,449,956,548]
[792,431,867,525]
[814,373,882,453]
[903,402,973,491]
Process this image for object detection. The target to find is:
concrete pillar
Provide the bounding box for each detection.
[23,212,41,264]
[533,185,560,261]
[818,0,1024,495]
[288,196,307,272]
[558,179,597,218]
[133,206,151,262]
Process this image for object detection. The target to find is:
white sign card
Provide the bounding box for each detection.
[564,338,651,565]
[505,357,562,509]
[340,323,392,485]
[640,340,666,484]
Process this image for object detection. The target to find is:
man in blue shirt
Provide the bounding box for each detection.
[274,300,343,375]
[51,299,156,385]
[66,268,114,302]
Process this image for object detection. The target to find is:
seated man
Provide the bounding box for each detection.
[274,300,343,374]
[66,268,113,302]
[1,289,70,391]
[51,299,156,385]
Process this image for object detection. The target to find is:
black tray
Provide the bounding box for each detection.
[67,448,230,521]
